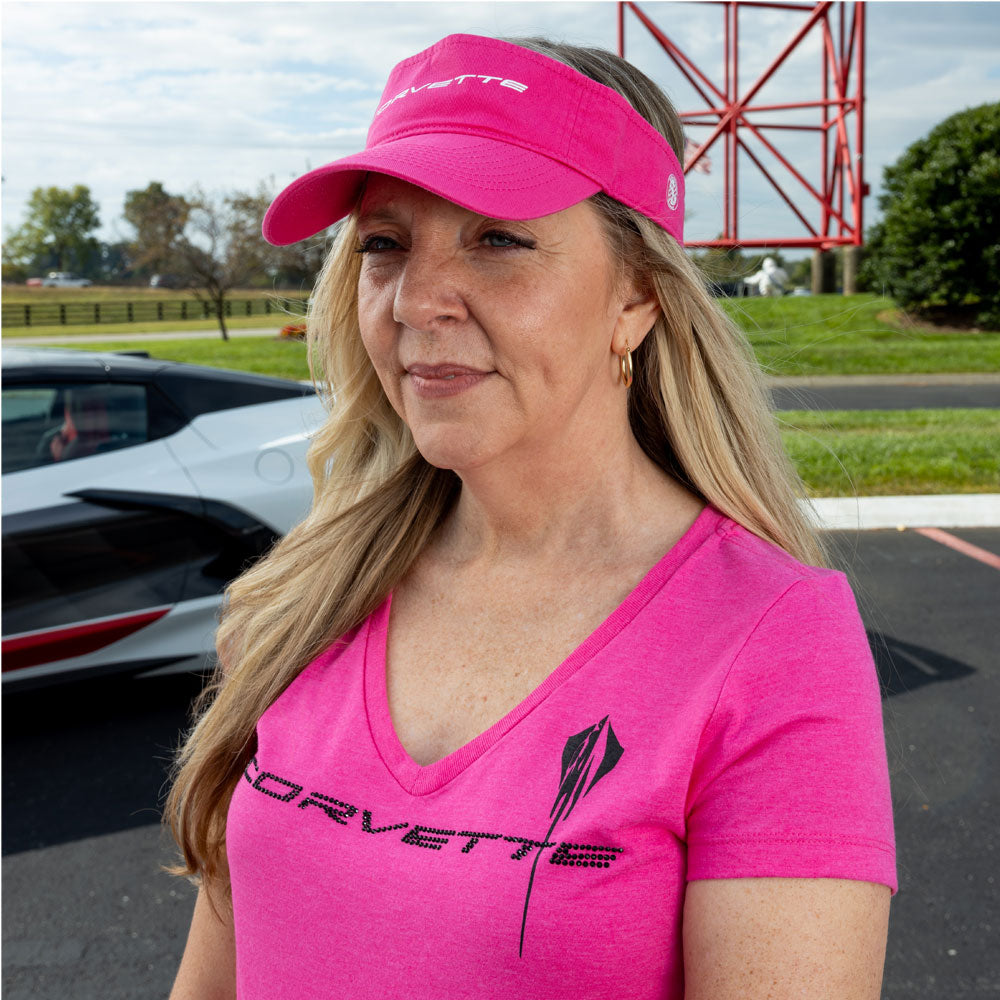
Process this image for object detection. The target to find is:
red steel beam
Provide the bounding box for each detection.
[736,122,829,132]
[723,3,731,238]
[702,1,816,10]
[697,237,856,248]
[737,136,819,236]
[822,21,859,207]
[685,119,830,132]
[740,117,852,230]
[822,16,831,237]
[730,1,739,238]
[838,3,847,232]
[681,97,855,114]
[855,1,866,242]
[627,2,724,107]
[619,1,866,251]
[695,1,817,10]
[736,1,832,110]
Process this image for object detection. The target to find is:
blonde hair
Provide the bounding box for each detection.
[164,37,823,890]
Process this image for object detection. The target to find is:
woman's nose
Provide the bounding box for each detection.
[391,245,470,331]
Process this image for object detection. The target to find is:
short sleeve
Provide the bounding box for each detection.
[685,571,897,893]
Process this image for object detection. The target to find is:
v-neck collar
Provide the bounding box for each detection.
[364,503,722,796]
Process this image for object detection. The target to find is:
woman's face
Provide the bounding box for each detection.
[356,174,654,475]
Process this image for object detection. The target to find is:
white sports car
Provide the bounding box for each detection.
[2,347,325,688]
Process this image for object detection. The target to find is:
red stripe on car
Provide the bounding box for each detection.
[2,608,171,671]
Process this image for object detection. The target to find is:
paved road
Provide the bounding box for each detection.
[771,381,1000,410]
[2,528,997,998]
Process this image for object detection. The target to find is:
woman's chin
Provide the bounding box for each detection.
[411,432,496,475]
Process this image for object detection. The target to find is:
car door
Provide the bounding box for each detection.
[1,377,209,673]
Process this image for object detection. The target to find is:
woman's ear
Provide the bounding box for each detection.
[612,284,660,355]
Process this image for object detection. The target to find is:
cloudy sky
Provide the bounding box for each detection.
[3,0,999,253]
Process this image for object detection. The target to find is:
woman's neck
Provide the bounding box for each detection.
[431,428,701,569]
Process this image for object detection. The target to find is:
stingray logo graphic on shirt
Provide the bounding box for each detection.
[519,715,624,956]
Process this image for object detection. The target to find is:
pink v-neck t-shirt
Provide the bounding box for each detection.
[226,505,896,998]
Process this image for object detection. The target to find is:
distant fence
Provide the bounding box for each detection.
[1,296,309,329]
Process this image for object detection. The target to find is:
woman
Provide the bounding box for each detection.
[167,34,895,999]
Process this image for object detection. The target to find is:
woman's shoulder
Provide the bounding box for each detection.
[680,506,858,629]
[702,505,844,589]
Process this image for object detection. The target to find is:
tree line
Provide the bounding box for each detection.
[2,181,328,339]
[3,103,997,336]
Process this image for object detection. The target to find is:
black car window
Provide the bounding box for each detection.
[2,383,149,474]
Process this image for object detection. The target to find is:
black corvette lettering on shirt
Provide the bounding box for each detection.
[298,792,357,825]
[242,754,623,868]
[250,769,302,802]
[243,718,625,957]
[361,809,408,834]
[401,825,455,850]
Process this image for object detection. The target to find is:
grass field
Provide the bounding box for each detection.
[6,290,999,375]
[8,328,996,494]
[779,409,1000,496]
[722,294,1000,376]
[3,315,303,337]
[31,335,314,381]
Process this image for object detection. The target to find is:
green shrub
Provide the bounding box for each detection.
[861,103,1000,328]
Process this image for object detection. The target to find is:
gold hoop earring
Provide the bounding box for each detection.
[618,340,634,388]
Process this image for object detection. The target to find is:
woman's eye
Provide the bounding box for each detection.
[482,230,533,249]
[356,235,400,254]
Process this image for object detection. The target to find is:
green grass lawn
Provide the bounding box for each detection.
[11,329,996,494]
[30,336,313,381]
[721,293,1000,376]
[8,291,999,498]
[7,291,999,375]
[3,315,299,337]
[779,409,1000,496]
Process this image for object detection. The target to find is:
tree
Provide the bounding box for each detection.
[94,241,135,286]
[861,103,1000,328]
[122,182,282,340]
[270,231,332,290]
[2,184,101,277]
[175,186,281,340]
[121,179,327,338]
[122,181,190,281]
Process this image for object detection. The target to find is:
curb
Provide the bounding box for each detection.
[769,373,1000,387]
[802,494,1000,531]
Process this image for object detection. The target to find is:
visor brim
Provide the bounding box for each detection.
[262,132,602,246]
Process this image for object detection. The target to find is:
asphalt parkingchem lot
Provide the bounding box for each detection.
[2,375,998,999]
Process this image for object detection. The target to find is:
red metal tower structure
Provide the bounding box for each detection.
[618,0,867,259]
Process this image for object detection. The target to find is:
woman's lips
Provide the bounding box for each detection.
[405,364,491,399]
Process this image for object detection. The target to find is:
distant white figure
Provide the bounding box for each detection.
[745,257,789,297]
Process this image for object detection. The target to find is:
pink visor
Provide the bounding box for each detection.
[262,33,684,246]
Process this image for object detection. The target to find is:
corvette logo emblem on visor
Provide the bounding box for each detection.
[666,174,679,212]
[376,75,529,116]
